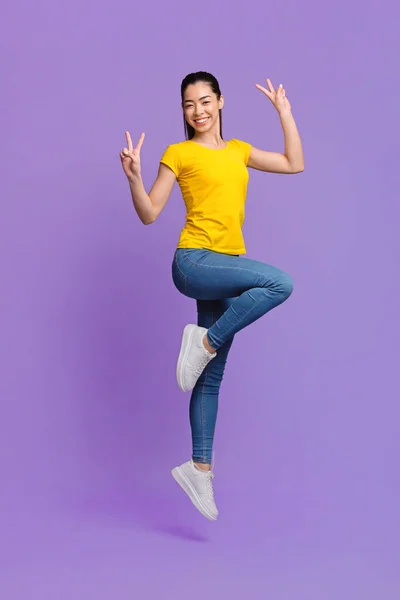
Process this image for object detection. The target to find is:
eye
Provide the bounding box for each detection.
[203,101,210,104]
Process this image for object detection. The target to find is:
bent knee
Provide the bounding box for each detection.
[278,274,294,299]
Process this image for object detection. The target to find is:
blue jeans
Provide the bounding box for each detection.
[172,248,294,464]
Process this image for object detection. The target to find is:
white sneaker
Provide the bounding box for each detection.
[176,324,216,392]
[171,459,218,521]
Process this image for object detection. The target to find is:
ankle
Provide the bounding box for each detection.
[202,334,216,354]
[194,461,211,472]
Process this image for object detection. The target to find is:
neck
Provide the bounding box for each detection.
[192,133,224,147]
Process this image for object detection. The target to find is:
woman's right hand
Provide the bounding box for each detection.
[120,131,145,181]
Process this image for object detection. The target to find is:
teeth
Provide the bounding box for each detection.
[195,118,209,123]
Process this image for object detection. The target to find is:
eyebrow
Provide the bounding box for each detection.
[183,95,211,104]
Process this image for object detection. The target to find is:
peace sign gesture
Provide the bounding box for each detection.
[255,78,291,115]
[120,131,145,181]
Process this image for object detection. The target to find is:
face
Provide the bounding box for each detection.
[182,82,224,133]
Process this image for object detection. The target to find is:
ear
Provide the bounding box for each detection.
[219,95,224,109]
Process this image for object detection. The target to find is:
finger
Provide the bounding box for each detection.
[266,78,275,93]
[136,132,145,152]
[125,132,133,152]
[255,84,272,98]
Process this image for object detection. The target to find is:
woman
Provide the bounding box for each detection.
[120,71,304,521]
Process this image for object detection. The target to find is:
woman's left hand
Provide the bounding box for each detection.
[255,78,292,115]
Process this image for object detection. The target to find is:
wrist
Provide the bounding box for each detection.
[278,109,292,119]
[128,174,141,185]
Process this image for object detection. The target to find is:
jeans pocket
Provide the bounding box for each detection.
[181,248,210,265]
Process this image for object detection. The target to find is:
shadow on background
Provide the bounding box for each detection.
[63,239,210,541]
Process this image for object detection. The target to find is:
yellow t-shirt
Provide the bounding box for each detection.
[160,138,252,255]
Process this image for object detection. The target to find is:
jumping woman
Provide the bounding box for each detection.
[120,71,304,521]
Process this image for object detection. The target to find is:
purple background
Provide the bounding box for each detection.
[2,0,399,597]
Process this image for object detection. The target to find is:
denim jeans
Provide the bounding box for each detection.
[172,248,294,464]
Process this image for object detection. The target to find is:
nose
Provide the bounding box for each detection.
[193,106,206,118]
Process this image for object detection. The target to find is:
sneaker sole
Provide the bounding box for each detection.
[171,466,218,521]
[176,324,197,392]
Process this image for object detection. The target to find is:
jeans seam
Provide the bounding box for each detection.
[208,290,277,347]
[173,255,188,291]
[183,253,272,282]
[198,307,213,464]
[201,347,209,464]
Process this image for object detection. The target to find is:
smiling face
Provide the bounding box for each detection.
[182,81,224,134]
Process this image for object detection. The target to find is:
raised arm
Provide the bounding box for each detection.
[120,131,176,225]
[248,78,304,174]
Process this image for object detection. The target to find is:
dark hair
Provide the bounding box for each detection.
[181,71,223,140]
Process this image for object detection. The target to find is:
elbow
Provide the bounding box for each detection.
[142,216,156,225]
[141,211,157,225]
[291,164,304,174]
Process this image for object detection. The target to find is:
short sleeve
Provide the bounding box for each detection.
[160,144,181,178]
[238,139,252,166]
[231,139,252,166]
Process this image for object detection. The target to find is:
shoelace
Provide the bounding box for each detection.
[205,471,215,499]
[193,354,211,377]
